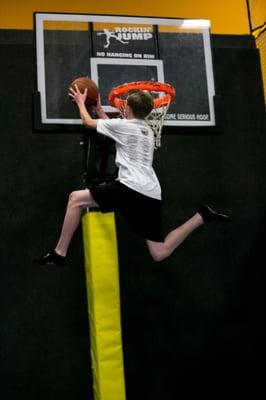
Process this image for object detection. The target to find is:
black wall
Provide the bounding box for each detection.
[0,30,265,399]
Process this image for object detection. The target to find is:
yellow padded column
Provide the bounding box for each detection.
[82,211,126,400]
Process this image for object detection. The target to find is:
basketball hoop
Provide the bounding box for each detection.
[108,81,175,148]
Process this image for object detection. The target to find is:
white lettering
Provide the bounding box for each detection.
[115,27,151,33]
[121,33,131,41]
[196,114,209,120]
[177,113,196,120]
[106,52,132,58]
[132,33,144,40]
[164,113,177,120]
[144,33,153,40]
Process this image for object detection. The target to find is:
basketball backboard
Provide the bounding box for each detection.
[34,13,217,132]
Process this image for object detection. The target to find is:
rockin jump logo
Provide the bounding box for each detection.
[97,27,153,49]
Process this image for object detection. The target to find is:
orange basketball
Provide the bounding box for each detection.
[69,76,99,106]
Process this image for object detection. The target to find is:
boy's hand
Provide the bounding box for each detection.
[68,84,87,107]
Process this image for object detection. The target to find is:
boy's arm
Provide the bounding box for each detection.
[93,94,109,119]
[78,101,98,129]
[68,84,98,130]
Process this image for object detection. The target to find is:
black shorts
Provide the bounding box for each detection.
[90,181,164,242]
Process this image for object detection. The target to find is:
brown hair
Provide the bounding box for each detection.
[126,90,153,119]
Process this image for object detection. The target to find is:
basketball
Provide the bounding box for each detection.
[69,76,99,106]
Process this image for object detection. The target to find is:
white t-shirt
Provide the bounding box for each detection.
[97,118,161,200]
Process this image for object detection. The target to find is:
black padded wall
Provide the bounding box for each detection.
[0,30,265,399]
[0,30,93,400]
[118,35,266,399]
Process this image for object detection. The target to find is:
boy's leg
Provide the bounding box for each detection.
[34,189,99,265]
[146,213,203,262]
[146,205,230,262]
[55,189,99,257]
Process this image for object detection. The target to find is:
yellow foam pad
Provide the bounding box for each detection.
[82,211,126,400]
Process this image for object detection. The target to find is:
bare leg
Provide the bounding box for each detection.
[146,212,204,262]
[55,189,99,257]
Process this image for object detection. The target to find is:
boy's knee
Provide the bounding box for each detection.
[151,251,167,262]
[151,253,164,262]
[68,191,83,207]
[69,191,77,203]
[68,189,93,209]
[148,243,169,262]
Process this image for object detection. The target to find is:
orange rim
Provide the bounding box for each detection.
[108,81,175,109]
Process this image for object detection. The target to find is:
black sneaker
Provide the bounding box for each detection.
[33,250,66,267]
[198,204,231,223]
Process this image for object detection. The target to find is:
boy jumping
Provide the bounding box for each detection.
[34,85,229,266]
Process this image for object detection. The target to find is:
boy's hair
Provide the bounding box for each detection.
[127,90,154,119]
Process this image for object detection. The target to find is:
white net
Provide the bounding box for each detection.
[145,101,171,148]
